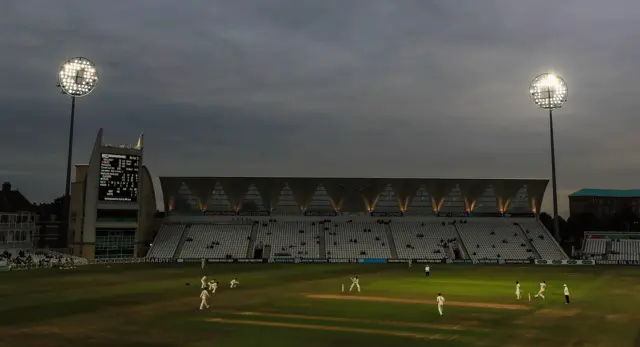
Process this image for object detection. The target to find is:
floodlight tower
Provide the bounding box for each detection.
[529,73,567,241]
[57,57,99,244]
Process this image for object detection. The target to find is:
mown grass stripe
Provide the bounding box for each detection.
[223,311,480,331]
[206,317,455,340]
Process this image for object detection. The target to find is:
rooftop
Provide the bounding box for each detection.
[0,182,35,212]
[569,189,640,198]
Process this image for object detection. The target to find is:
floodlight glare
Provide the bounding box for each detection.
[58,57,99,97]
[529,73,567,109]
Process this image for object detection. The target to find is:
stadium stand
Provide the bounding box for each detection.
[582,233,640,261]
[178,224,252,259]
[145,218,566,261]
[609,239,640,261]
[391,221,458,260]
[324,221,392,259]
[518,220,567,259]
[456,219,535,260]
[581,238,608,260]
[147,224,186,258]
[254,221,321,258]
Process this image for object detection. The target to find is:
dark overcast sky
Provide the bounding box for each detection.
[2,0,640,216]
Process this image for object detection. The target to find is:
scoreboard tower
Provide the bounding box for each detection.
[68,129,157,260]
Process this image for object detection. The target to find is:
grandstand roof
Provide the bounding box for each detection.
[569,188,640,198]
[159,177,548,214]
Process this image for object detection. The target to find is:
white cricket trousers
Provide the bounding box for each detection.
[516,291,521,299]
[438,304,443,316]
[535,291,545,299]
[349,283,360,292]
[200,298,209,310]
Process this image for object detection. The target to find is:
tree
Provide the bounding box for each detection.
[539,212,553,232]
[567,212,601,244]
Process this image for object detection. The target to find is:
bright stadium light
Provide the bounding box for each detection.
[57,57,99,243]
[530,73,567,109]
[58,57,99,97]
[529,72,568,241]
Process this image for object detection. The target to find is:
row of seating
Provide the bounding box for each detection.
[146,224,186,258]
[179,224,252,259]
[148,218,570,260]
[582,237,640,261]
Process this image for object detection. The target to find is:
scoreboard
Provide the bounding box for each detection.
[98,153,140,202]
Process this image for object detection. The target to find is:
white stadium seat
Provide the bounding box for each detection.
[518,221,567,259]
[456,220,533,260]
[325,221,392,259]
[254,221,320,258]
[178,224,252,259]
[391,221,457,260]
[147,224,186,258]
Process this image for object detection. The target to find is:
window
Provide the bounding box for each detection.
[94,228,135,259]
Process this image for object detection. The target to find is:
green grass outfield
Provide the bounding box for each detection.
[1,263,639,347]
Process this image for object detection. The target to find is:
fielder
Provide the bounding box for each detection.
[199,289,210,310]
[436,293,445,316]
[515,281,522,300]
[563,284,570,304]
[408,259,412,268]
[201,276,207,289]
[230,278,239,288]
[349,276,361,292]
[425,265,430,277]
[533,280,546,300]
[201,258,206,269]
[208,280,218,293]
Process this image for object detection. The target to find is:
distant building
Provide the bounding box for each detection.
[0,182,38,247]
[35,197,65,249]
[569,189,640,218]
[68,129,157,260]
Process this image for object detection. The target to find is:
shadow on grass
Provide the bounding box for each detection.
[0,292,173,326]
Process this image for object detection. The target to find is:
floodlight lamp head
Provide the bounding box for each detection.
[58,57,99,97]
[529,72,567,110]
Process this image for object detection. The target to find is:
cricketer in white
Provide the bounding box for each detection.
[349,276,361,292]
[199,289,210,310]
[200,276,207,289]
[534,281,546,300]
[437,293,445,316]
[230,278,239,288]
[208,280,218,293]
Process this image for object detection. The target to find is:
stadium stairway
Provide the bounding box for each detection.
[444,246,455,259]
[452,224,471,260]
[318,227,327,258]
[172,224,192,258]
[605,241,612,260]
[385,226,399,259]
[515,224,541,259]
[246,224,259,258]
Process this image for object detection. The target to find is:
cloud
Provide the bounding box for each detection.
[2,0,640,216]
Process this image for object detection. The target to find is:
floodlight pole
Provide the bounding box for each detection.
[63,96,76,248]
[548,108,561,241]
